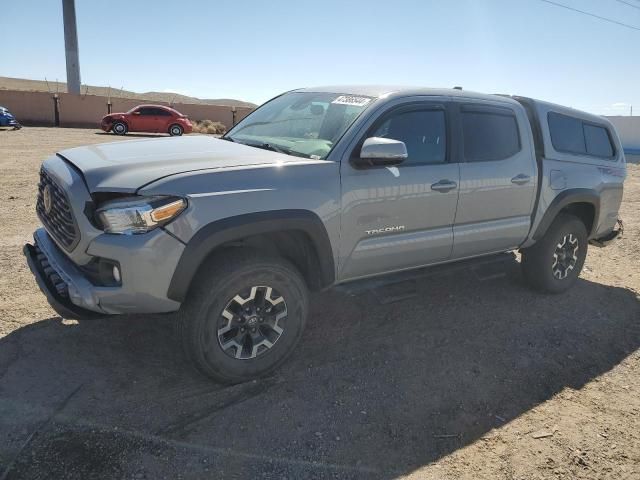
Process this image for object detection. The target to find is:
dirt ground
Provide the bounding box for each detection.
[0,127,638,480]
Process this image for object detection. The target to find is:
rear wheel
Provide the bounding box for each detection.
[169,124,183,136]
[112,121,128,135]
[178,250,309,384]
[521,213,588,293]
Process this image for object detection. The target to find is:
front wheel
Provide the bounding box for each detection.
[112,121,128,135]
[178,250,309,384]
[521,213,588,293]
[169,124,183,136]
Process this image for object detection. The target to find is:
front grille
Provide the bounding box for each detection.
[36,168,80,250]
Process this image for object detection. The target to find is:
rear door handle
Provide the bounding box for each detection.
[511,174,531,185]
[431,179,458,192]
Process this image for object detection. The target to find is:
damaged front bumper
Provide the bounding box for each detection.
[24,229,104,320]
[24,227,185,320]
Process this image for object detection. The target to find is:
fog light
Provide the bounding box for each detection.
[91,258,122,286]
[112,264,121,283]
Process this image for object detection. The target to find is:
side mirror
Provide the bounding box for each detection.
[354,137,408,167]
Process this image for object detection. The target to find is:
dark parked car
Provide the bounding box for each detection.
[0,106,21,129]
[101,105,193,136]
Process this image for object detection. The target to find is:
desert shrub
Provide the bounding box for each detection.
[191,119,227,135]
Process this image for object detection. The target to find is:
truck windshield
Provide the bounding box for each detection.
[224,92,374,159]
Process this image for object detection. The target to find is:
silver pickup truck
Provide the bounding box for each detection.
[24,86,625,383]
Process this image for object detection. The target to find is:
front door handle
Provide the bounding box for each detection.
[511,174,531,185]
[431,179,458,192]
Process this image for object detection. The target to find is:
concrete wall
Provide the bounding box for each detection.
[0,89,253,129]
[605,116,640,150]
[58,93,109,127]
[0,90,55,125]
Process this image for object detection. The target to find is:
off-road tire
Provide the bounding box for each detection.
[169,124,183,136]
[112,121,128,135]
[521,213,588,293]
[178,249,309,384]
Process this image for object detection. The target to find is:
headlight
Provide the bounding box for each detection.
[96,196,187,234]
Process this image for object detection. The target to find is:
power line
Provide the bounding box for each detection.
[613,0,640,10]
[537,0,640,31]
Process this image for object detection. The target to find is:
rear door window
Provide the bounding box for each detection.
[461,107,521,162]
[584,124,614,157]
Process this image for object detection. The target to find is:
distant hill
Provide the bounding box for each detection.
[0,76,257,108]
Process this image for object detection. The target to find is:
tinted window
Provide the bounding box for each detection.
[462,110,520,162]
[584,124,614,157]
[372,109,446,164]
[137,108,155,116]
[548,112,586,154]
[146,107,170,116]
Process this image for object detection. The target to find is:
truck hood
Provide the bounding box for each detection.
[58,136,301,192]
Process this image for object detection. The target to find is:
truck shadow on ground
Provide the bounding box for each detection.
[1,260,639,479]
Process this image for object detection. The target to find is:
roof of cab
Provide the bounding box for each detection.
[296,85,522,106]
[296,86,612,128]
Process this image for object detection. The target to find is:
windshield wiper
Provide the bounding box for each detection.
[238,140,289,154]
[240,141,312,159]
[257,143,290,154]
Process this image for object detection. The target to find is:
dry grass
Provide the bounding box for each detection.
[190,119,227,135]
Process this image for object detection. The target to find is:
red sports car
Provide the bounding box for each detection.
[101,105,193,136]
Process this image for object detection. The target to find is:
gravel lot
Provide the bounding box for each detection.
[1,127,639,479]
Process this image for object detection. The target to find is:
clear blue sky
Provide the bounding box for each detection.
[2,0,638,114]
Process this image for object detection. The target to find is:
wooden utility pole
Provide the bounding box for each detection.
[62,0,81,94]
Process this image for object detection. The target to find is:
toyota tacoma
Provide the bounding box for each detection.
[24,86,626,383]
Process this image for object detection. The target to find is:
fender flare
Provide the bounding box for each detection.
[167,209,335,302]
[532,188,600,241]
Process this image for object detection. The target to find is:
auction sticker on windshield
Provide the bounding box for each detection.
[331,95,372,107]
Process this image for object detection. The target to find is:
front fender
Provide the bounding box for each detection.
[167,209,335,302]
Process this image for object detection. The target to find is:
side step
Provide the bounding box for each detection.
[335,252,517,301]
